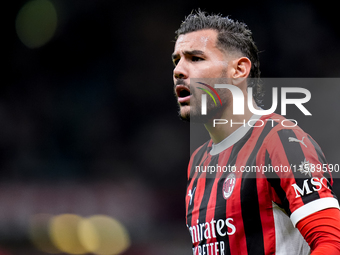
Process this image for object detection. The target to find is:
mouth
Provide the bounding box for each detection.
[175,85,191,104]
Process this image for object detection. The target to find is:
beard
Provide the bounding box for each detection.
[177,76,231,124]
[178,93,227,123]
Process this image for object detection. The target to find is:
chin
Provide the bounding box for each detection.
[179,107,191,122]
[178,103,224,123]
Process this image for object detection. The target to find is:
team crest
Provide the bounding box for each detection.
[223,173,236,200]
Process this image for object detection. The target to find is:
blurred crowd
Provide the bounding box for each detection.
[3,0,340,254]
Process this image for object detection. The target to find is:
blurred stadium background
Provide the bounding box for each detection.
[2,0,340,254]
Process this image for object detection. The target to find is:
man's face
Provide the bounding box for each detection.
[172,29,233,122]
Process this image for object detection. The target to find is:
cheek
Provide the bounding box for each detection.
[195,65,215,78]
[190,86,200,97]
[203,62,227,77]
[216,88,232,104]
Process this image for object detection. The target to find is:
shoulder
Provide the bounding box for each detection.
[190,139,212,161]
[258,113,308,148]
[187,139,212,179]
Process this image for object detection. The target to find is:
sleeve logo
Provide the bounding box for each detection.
[291,177,330,198]
[288,136,307,148]
[297,158,312,177]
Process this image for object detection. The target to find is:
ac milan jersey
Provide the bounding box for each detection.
[186,113,339,255]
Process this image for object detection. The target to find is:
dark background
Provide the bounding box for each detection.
[3,0,340,254]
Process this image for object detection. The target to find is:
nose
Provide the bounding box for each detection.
[173,59,188,80]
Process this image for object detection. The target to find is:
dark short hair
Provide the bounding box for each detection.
[175,10,263,105]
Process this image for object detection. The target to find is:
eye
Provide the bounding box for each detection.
[191,56,204,62]
[173,58,180,66]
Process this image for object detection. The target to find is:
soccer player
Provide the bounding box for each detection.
[172,11,340,255]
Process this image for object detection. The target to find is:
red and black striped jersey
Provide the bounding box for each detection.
[186,113,339,255]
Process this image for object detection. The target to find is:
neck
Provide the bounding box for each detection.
[204,97,259,144]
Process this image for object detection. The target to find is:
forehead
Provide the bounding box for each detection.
[174,29,219,53]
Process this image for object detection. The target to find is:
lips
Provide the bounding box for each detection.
[176,85,191,103]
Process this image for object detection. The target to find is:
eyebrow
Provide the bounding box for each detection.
[171,50,205,60]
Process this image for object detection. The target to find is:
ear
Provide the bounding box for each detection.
[231,57,252,86]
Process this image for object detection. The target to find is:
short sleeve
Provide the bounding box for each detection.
[263,127,339,227]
